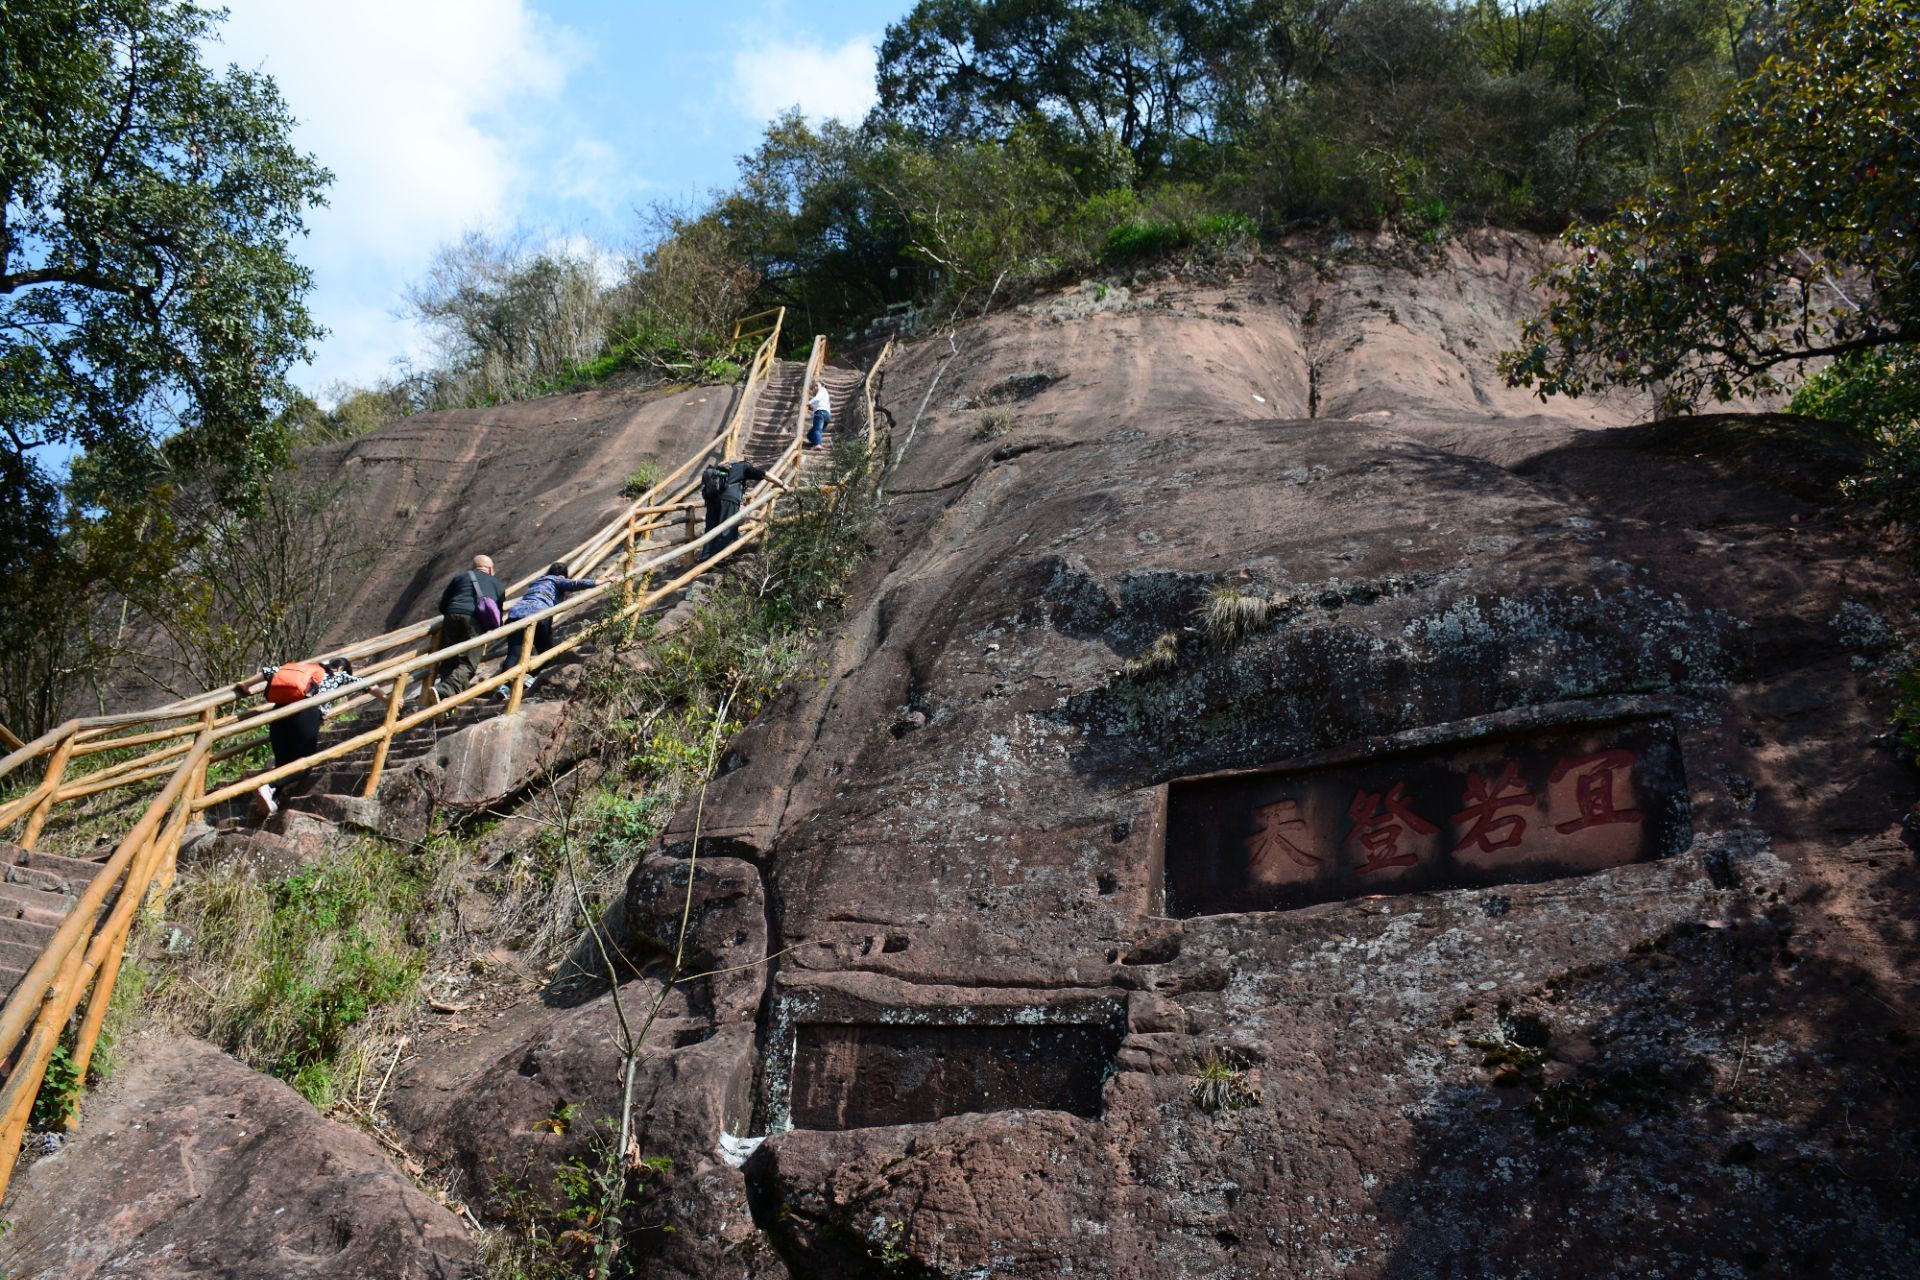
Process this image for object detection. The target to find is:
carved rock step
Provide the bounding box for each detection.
[0,892,71,1000]
[4,846,104,896]
[0,879,78,928]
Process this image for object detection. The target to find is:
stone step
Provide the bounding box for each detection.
[0,913,58,953]
[0,938,46,995]
[0,879,80,928]
[12,848,107,894]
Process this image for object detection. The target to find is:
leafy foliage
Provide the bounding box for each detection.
[0,0,329,512]
[29,1043,81,1130]
[1789,348,1920,535]
[406,231,612,406]
[154,837,449,1106]
[1502,0,1920,413]
[0,1,328,731]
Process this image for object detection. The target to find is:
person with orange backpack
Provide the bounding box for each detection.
[245,657,354,816]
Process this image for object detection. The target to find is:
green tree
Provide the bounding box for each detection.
[0,0,329,731]
[1501,0,1918,413]
[1,0,330,507]
[876,0,1214,182]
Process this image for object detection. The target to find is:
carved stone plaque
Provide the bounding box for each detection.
[1165,714,1691,916]
[786,1023,1119,1131]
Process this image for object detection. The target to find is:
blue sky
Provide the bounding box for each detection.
[214,0,908,398]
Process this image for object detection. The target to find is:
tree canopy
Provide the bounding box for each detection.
[0,0,330,512]
[0,0,329,733]
[1500,0,1918,412]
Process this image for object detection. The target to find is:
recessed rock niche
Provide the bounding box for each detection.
[1164,710,1691,916]
[787,1022,1120,1130]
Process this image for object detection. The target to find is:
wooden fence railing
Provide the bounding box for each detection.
[0,305,880,1201]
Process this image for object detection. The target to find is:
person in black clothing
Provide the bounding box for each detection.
[701,459,791,556]
[432,553,506,699]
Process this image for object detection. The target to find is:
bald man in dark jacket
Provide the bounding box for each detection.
[431,554,505,699]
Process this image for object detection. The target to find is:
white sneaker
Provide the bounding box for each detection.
[251,784,278,818]
[522,675,537,690]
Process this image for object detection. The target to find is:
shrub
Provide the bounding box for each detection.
[1200,586,1275,647]
[152,836,450,1105]
[620,460,664,499]
[1106,216,1187,260]
[975,408,1013,440]
[1790,348,1920,541]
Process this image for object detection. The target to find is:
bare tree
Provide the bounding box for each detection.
[406,230,613,407]
[114,472,389,698]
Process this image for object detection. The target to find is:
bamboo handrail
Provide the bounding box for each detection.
[0,731,210,1204]
[0,308,885,1197]
[0,310,793,784]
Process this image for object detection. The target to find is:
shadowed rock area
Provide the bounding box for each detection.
[0,1035,476,1279]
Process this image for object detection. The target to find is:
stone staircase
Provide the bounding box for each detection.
[741,361,867,478]
[0,842,107,999]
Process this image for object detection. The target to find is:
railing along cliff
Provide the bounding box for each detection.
[0,307,869,1200]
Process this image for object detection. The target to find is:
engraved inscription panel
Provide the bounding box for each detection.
[787,1023,1119,1131]
[1166,717,1690,916]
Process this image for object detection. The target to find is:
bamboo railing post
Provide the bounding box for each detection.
[683,504,698,546]
[622,513,637,610]
[19,729,77,851]
[505,624,537,717]
[362,671,410,799]
[65,779,183,1110]
[0,931,86,1198]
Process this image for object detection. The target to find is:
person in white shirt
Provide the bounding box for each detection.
[806,383,831,449]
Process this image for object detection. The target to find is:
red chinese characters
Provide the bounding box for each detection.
[1550,750,1644,833]
[1451,762,1537,853]
[1347,782,1438,874]
[1243,798,1318,870]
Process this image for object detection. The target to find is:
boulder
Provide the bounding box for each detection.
[414,700,570,812]
[0,1034,476,1279]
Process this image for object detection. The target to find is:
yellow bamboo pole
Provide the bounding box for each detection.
[69,724,196,758]
[0,783,52,833]
[361,673,411,799]
[505,625,537,717]
[19,730,77,851]
[622,513,637,610]
[64,777,188,1103]
[0,927,87,1200]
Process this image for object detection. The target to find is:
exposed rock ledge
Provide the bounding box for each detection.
[0,1034,476,1280]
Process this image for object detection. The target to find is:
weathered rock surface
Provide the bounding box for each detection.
[390,856,787,1279]
[370,232,1918,1276]
[402,699,574,813]
[655,235,1916,1275]
[0,1034,476,1279]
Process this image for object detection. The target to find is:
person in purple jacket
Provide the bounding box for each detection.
[498,562,597,690]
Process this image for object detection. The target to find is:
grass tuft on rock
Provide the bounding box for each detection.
[149,835,457,1107]
[1200,585,1274,648]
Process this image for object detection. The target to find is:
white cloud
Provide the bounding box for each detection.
[210,0,580,391]
[551,137,628,212]
[732,35,878,128]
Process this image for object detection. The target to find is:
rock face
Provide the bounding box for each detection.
[0,1035,476,1279]
[389,856,786,1280]
[105,377,738,711]
[386,232,1918,1276]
